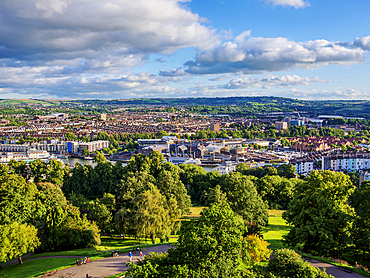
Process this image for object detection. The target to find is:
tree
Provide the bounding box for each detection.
[236,163,250,173]
[64,132,77,141]
[350,182,370,260]
[45,160,68,186]
[29,159,46,183]
[126,202,262,277]
[0,174,37,225]
[134,185,178,244]
[0,222,40,264]
[89,201,113,235]
[82,147,90,156]
[277,164,296,179]
[93,151,107,163]
[262,249,332,278]
[220,172,268,227]
[283,170,355,256]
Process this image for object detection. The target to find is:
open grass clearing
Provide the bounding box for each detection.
[0,258,77,278]
[180,206,206,220]
[262,210,290,249]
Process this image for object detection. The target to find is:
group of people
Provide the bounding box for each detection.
[128,250,144,262]
[76,257,90,265]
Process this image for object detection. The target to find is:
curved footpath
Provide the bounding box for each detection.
[3,245,367,278]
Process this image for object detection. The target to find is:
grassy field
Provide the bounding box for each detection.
[180,206,206,220]
[262,210,290,249]
[0,258,77,278]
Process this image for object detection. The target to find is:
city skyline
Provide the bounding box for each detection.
[0,0,369,100]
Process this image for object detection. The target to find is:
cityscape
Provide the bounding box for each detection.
[1,0,370,278]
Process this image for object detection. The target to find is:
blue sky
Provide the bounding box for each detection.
[0,0,369,100]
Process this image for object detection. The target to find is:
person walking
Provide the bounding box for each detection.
[129,251,132,262]
[139,251,143,261]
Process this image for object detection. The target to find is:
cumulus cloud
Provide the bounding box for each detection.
[182,36,367,75]
[223,75,328,89]
[0,0,218,98]
[264,0,309,9]
[353,36,370,51]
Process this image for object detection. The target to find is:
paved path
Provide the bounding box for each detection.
[46,245,171,278]
[3,246,367,278]
[303,257,366,278]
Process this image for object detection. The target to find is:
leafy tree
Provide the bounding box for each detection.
[45,160,68,186]
[219,172,268,227]
[0,222,40,264]
[89,201,113,235]
[350,182,370,260]
[236,163,250,173]
[204,184,228,206]
[93,151,107,163]
[82,147,90,156]
[277,164,296,179]
[256,176,295,209]
[64,132,77,141]
[127,202,259,277]
[260,249,333,278]
[0,174,37,225]
[246,234,271,265]
[134,185,179,243]
[283,170,355,256]
[29,159,47,183]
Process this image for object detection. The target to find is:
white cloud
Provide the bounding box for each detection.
[353,36,370,51]
[183,36,367,75]
[264,0,309,9]
[235,30,251,44]
[223,74,328,89]
[0,0,219,61]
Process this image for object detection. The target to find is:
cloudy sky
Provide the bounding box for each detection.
[0,0,369,100]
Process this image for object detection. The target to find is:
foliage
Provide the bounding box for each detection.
[219,172,268,227]
[255,176,295,209]
[0,173,38,225]
[350,183,370,260]
[260,249,333,278]
[0,222,40,264]
[246,234,272,264]
[126,202,264,277]
[283,170,355,257]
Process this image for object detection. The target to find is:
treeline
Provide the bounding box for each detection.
[0,162,99,264]
[2,151,370,271]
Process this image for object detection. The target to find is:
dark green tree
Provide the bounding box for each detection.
[283,170,355,257]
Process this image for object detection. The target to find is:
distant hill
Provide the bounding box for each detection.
[0,97,369,118]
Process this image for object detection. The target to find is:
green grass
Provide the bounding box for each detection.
[0,258,77,278]
[262,210,290,249]
[180,206,206,220]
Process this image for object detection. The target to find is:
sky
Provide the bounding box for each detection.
[0,0,369,100]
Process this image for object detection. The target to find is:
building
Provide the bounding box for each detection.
[66,140,109,153]
[210,123,220,132]
[290,119,304,126]
[100,114,107,121]
[275,121,288,130]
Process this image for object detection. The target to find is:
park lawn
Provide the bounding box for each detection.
[26,236,178,259]
[0,258,77,278]
[262,210,290,249]
[180,206,207,220]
